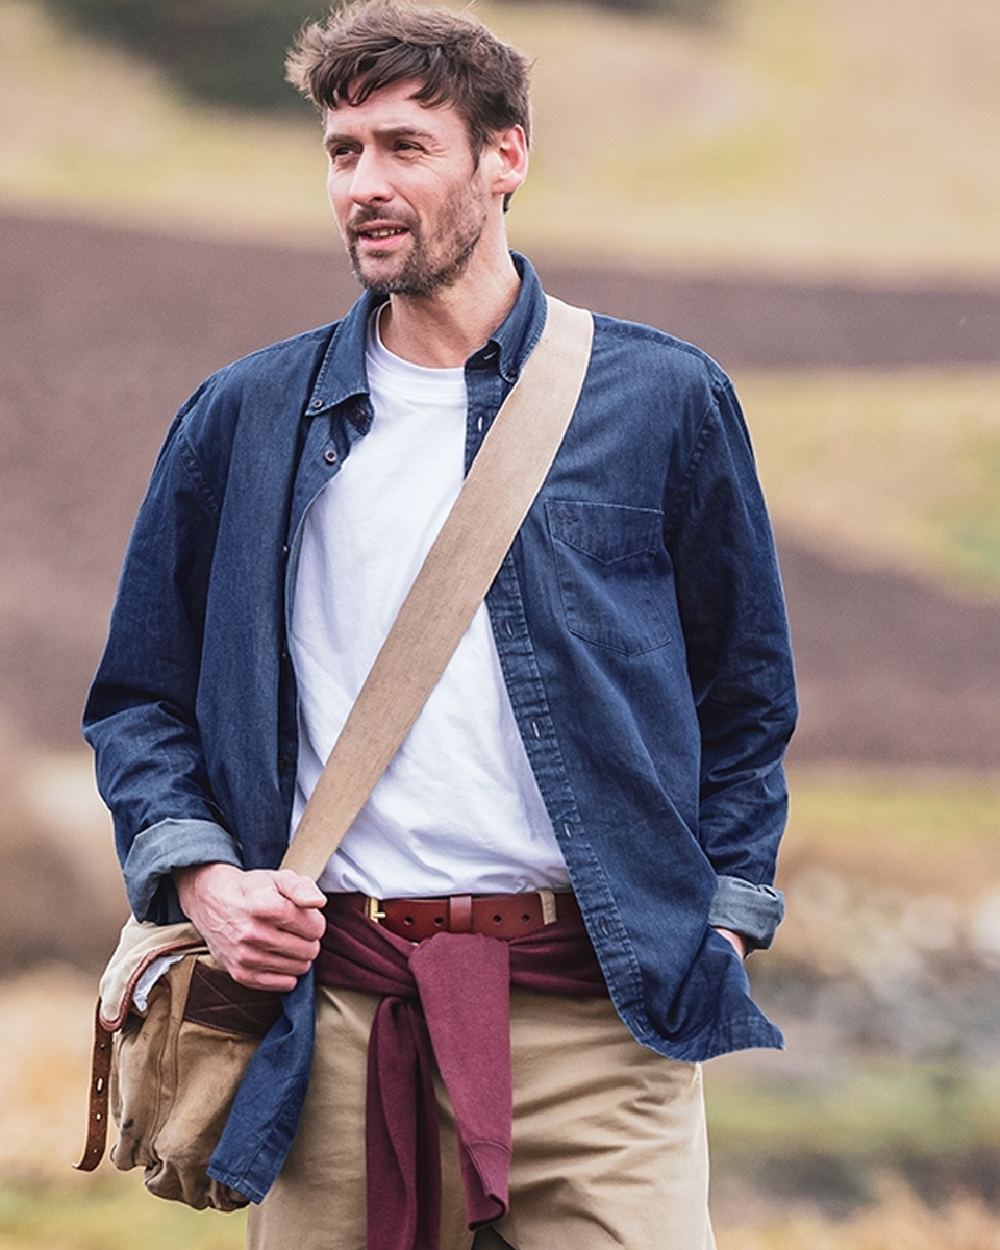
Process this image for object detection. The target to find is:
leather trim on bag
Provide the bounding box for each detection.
[182,962,282,1036]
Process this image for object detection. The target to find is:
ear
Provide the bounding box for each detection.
[484,124,528,202]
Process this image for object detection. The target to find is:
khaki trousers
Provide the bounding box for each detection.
[248,984,716,1250]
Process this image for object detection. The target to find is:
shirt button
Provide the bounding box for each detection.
[323,448,337,464]
[308,398,323,410]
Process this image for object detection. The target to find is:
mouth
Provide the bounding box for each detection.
[354,224,410,248]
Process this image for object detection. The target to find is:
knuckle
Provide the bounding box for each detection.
[251,896,285,923]
[233,918,258,945]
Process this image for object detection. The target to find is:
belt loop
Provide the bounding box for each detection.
[537,889,557,925]
[449,895,473,933]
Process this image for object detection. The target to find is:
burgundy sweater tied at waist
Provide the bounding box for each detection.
[315,898,609,1250]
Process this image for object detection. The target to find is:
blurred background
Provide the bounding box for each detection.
[1,0,998,1246]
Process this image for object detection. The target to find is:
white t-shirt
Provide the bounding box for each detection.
[288,309,570,897]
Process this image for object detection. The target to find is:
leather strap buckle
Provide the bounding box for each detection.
[365,897,386,923]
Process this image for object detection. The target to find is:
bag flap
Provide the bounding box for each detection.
[99,915,208,1029]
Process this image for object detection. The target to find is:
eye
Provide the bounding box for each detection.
[327,144,357,164]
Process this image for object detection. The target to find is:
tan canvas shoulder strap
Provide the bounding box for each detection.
[282,295,593,879]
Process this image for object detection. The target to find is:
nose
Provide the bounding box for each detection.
[348,148,392,206]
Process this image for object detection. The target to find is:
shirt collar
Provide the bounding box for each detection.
[303,252,547,421]
[465,251,547,385]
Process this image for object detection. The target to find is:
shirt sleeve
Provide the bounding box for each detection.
[666,373,798,951]
[83,383,242,923]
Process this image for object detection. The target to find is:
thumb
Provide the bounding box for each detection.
[273,870,327,909]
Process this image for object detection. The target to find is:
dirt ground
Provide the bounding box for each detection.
[3,209,999,767]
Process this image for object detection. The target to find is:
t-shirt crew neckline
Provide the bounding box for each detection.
[366,304,467,404]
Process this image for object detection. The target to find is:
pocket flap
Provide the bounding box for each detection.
[546,499,662,563]
[183,962,282,1036]
[98,916,207,1029]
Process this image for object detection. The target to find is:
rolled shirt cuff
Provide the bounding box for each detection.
[708,874,785,951]
[123,817,243,924]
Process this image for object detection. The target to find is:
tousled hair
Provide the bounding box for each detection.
[286,0,532,158]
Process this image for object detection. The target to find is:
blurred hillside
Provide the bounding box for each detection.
[3,0,1000,275]
[41,0,724,111]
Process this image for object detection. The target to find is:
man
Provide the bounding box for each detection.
[84,2,796,1247]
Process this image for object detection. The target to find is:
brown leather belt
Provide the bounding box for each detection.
[326,890,580,942]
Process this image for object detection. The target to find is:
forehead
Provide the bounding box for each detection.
[322,77,468,143]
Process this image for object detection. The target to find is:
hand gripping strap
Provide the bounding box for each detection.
[282,296,594,880]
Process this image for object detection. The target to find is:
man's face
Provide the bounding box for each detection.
[324,79,491,298]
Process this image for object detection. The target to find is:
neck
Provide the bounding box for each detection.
[379,237,520,368]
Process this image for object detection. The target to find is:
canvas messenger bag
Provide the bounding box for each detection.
[75,296,594,1210]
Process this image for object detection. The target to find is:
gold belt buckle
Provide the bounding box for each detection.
[365,896,386,923]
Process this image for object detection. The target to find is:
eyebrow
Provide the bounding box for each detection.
[323,125,439,152]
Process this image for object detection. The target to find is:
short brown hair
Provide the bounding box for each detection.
[285,0,532,154]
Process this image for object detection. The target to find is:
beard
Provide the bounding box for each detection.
[346,181,487,299]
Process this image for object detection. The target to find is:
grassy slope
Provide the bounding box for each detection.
[2,0,999,277]
[2,1177,998,1250]
[741,370,1000,594]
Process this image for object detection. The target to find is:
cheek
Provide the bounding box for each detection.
[326,178,350,231]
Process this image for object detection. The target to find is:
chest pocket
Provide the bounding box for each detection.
[545,500,671,655]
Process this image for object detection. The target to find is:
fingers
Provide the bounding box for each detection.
[273,871,327,908]
[180,865,327,988]
[224,943,318,991]
[238,972,299,993]
[270,872,328,940]
[226,965,301,993]
[215,919,321,990]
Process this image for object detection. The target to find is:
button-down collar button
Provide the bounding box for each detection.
[308,398,323,410]
[281,544,290,558]
[323,448,337,464]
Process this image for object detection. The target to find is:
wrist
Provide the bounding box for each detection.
[712,925,748,960]
[173,861,234,913]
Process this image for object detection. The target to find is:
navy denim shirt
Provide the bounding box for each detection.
[84,254,796,1200]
